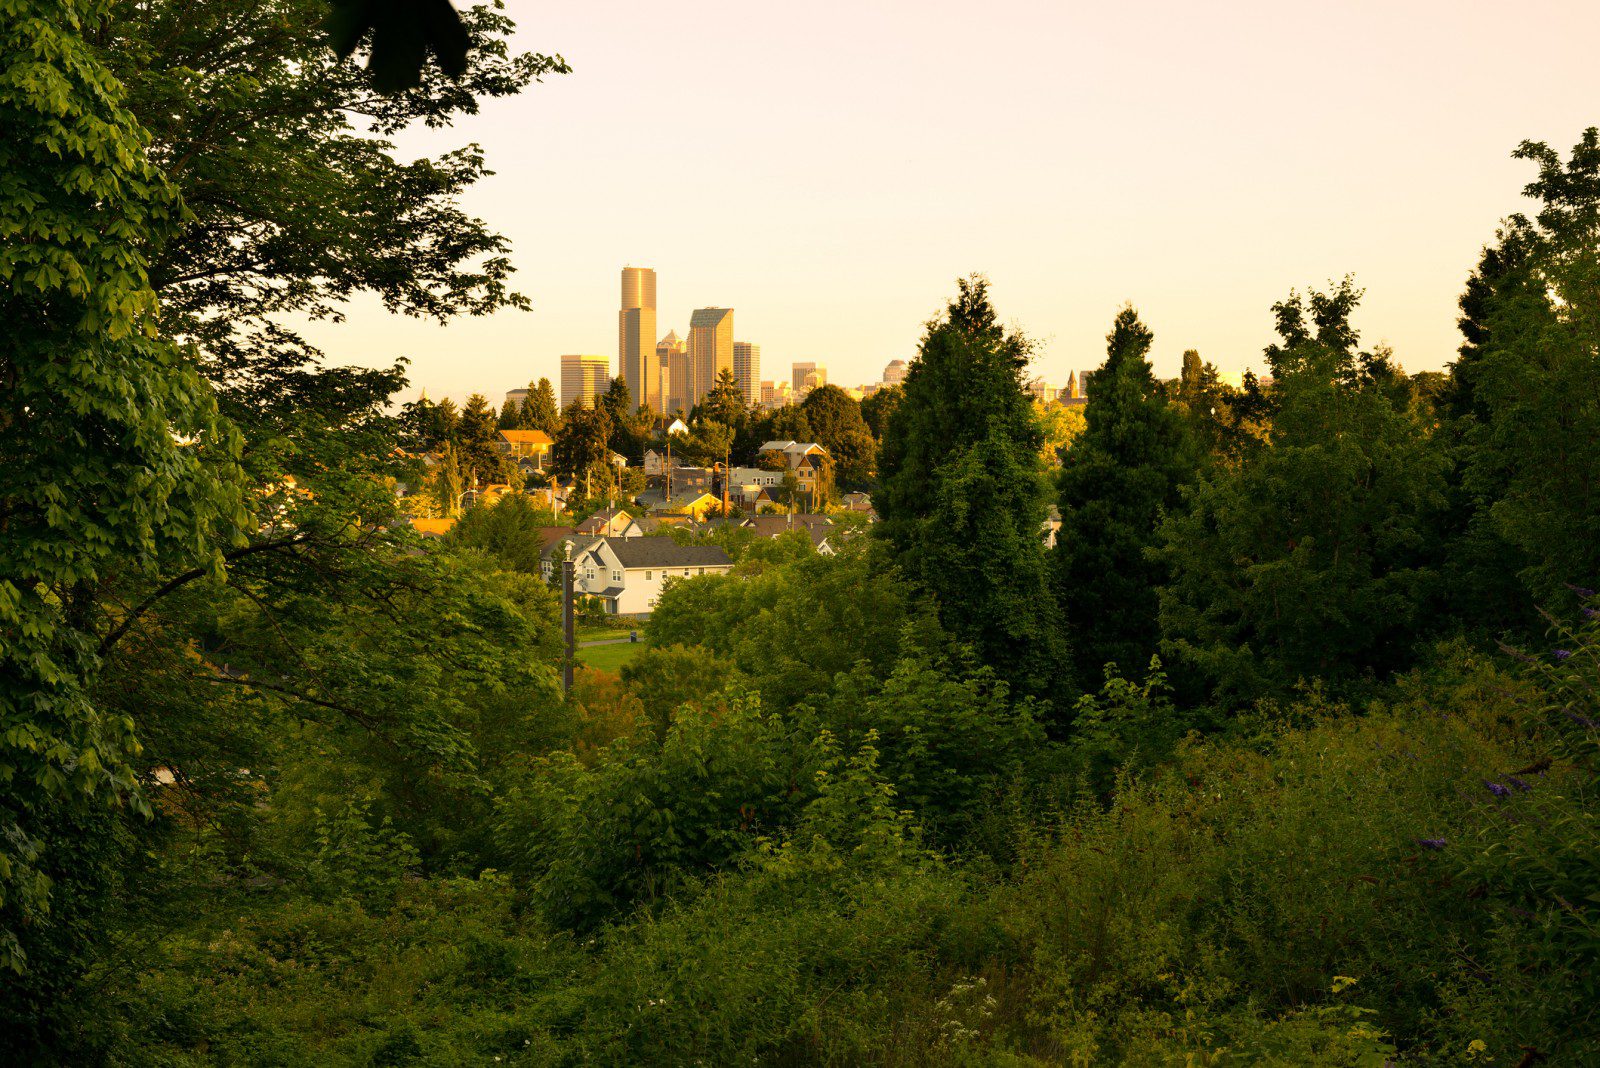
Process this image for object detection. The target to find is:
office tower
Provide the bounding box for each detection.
[505,387,530,408]
[882,359,908,386]
[687,307,734,408]
[733,341,760,404]
[560,354,611,409]
[792,361,826,397]
[619,266,659,412]
[759,381,777,408]
[657,331,689,415]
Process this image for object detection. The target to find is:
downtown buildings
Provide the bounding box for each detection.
[560,353,611,409]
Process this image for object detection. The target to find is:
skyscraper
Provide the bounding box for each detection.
[688,308,734,408]
[560,354,611,409]
[657,331,689,415]
[882,359,908,386]
[792,361,826,397]
[618,267,659,412]
[733,341,761,405]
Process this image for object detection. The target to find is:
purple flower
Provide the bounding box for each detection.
[1584,607,1600,619]
[1554,649,1573,661]
[1509,776,1532,792]
[1567,584,1596,599]
[1484,781,1511,798]
[1567,710,1600,729]
[1417,838,1447,851]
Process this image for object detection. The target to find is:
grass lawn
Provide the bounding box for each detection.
[576,641,644,673]
[576,624,641,643]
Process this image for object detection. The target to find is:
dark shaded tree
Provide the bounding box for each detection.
[800,385,876,487]
[877,277,1064,702]
[1052,306,1197,684]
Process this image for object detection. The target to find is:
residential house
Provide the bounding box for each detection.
[495,429,553,470]
[634,488,723,521]
[575,507,642,538]
[756,441,829,495]
[569,537,734,616]
[741,513,836,554]
[410,517,456,539]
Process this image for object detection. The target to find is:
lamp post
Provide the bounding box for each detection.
[561,541,575,695]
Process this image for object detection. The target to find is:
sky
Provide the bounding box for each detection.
[295,0,1600,403]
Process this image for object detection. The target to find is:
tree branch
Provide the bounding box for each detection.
[97,532,311,657]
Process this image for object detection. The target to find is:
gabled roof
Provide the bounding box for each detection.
[410,517,456,538]
[602,537,733,569]
[576,507,633,533]
[758,440,796,452]
[741,514,833,540]
[535,525,575,552]
[498,429,554,445]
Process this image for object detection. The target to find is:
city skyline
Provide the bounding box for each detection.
[280,1,1600,404]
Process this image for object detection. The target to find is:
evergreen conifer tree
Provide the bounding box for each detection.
[1052,306,1197,683]
[877,277,1063,702]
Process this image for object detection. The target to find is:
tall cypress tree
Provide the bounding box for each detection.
[877,277,1063,702]
[520,377,562,434]
[1052,306,1196,684]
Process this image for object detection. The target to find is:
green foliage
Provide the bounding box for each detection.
[1158,281,1449,702]
[447,492,562,574]
[620,643,740,741]
[492,691,812,927]
[800,383,877,486]
[877,276,1064,702]
[1452,130,1600,605]
[1066,658,1192,798]
[1054,305,1197,685]
[0,0,247,976]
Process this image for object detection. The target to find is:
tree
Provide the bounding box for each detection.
[554,401,613,486]
[457,393,505,486]
[1052,306,1197,684]
[693,368,750,450]
[1157,281,1448,701]
[1034,398,1086,465]
[0,0,249,982]
[521,377,562,434]
[877,277,1064,702]
[1449,130,1600,605]
[97,0,566,392]
[497,397,521,430]
[859,384,903,441]
[800,384,876,487]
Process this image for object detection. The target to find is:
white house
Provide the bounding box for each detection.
[569,537,734,616]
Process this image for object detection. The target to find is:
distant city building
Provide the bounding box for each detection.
[657,330,689,415]
[733,341,761,405]
[1029,381,1060,403]
[760,380,794,409]
[560,354,611,409]
[882,359,907,386]
[792,361,825,397]
[688,307,734,409]
[505,387,530,408]
[1065,370,1079,399]
[619,266,659,413]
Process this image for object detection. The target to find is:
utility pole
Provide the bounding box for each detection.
[561,541,575,695]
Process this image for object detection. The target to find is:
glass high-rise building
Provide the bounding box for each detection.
[657,331,689,415]
[688,308,734,409]
[619,266,659,412]
[733,341,760,405]
[560,354,611,410]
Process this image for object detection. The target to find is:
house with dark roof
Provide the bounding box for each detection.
[741,513,836,554]
[574,507,641,538]
[569,536,734,616]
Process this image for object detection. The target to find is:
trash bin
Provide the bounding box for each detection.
[630,630,638,643]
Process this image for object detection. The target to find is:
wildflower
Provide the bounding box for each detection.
[1484,781,1511,798]
[1567,584,1596,599]
[1553,649,1573,661]
[1509,776,1531,792]
[1417,838,1447,851]
[1566,710,1600,729]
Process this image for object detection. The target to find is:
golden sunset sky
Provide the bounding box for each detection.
[294,0,1600,402]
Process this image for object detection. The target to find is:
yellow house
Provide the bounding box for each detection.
[496,429,554,469]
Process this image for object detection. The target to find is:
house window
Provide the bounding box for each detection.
[612,570,622,583]
[683,569,690,577]
[645,571,652,580]
[698,568,705,575]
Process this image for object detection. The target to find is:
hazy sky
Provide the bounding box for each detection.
[297,0,1600,403]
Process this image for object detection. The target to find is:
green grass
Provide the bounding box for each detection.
[576,641,644,673]
[577,625,641,643]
